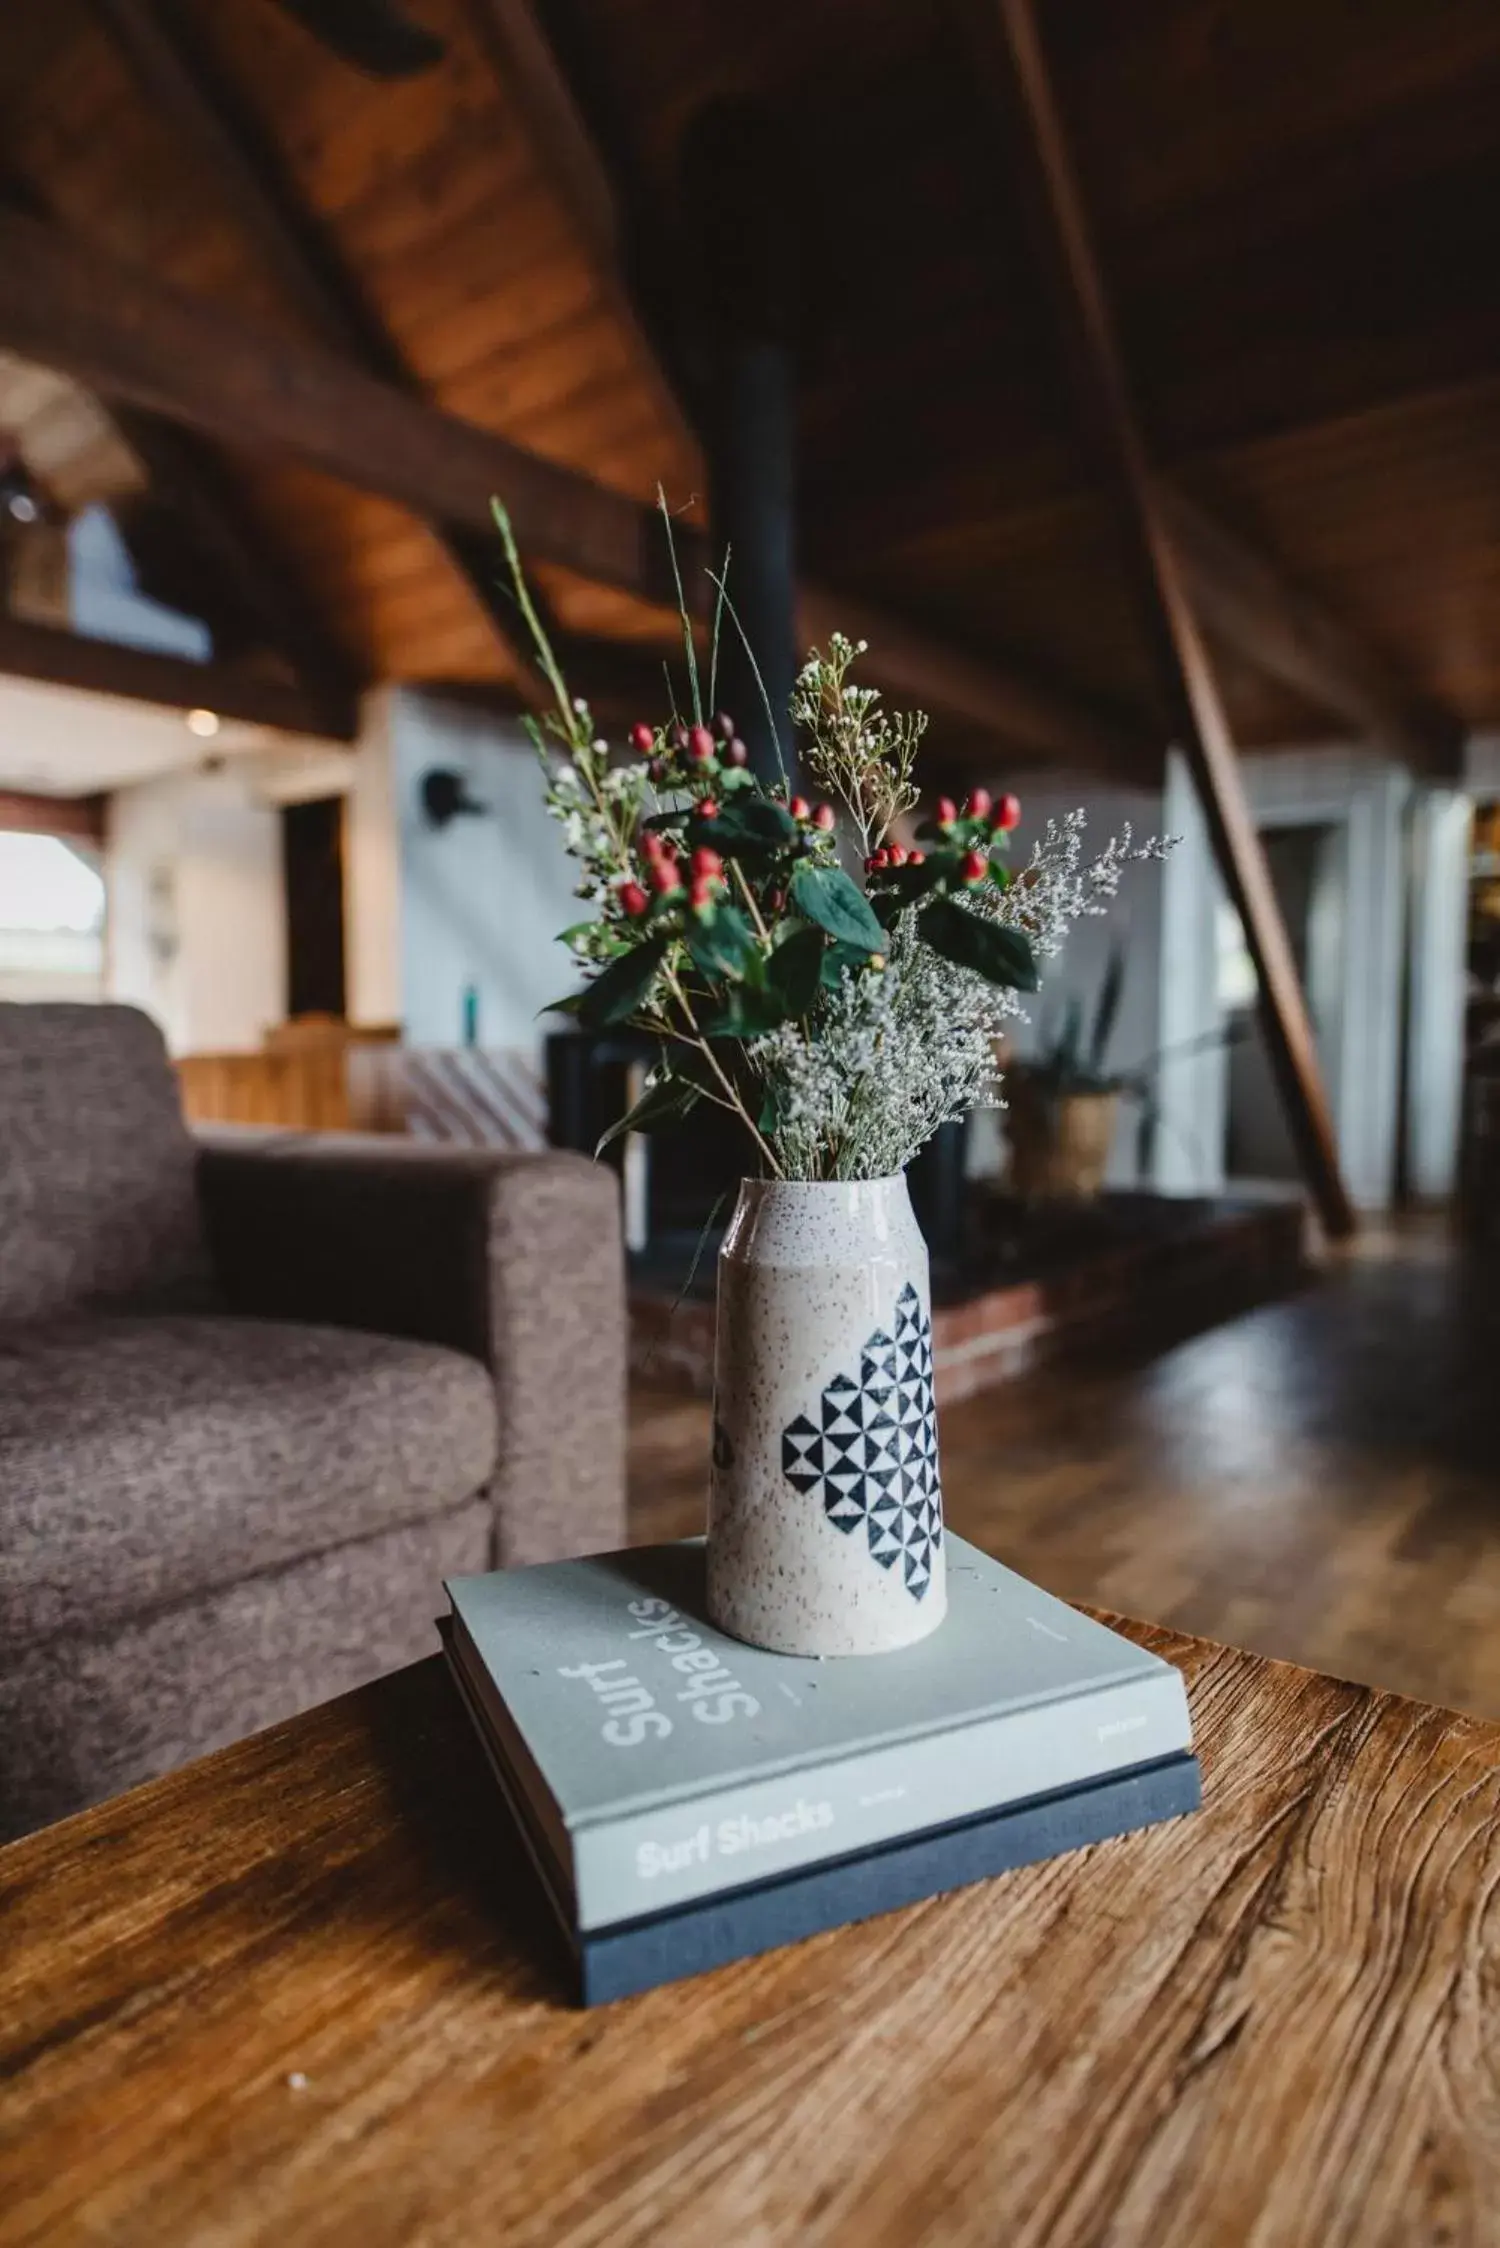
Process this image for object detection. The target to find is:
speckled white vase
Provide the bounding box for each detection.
[707,1173,947,1657]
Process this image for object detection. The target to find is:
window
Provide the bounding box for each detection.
[0,830,106,1000]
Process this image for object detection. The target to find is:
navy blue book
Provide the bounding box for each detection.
[440,1617,1201,2008]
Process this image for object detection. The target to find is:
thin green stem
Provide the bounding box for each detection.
[730,860,771,944]
[491,501,581,748]
[657,485,703,726]
[662,963,785,1178]
[706,567,785,786]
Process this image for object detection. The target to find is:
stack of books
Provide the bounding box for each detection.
[442,1535,1199,2005]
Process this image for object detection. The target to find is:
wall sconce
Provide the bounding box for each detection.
[419,768,488,830]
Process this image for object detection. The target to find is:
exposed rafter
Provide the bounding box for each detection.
[462,0,1153,775]
[0,612,357,736]
[106,412,363,740]
[0,787,108,843]
[980,0,1354,1238]
[0,163,361,736]
[1158,486,1464,779]
[0,208,681,595]
[936,0,1464,783]
[0,208,1149,770]
[83,0,550,698]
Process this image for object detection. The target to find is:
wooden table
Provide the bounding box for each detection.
[3,1621,1500,2247]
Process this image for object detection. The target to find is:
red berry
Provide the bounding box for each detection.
[714,710,736,741]
[628,722,654,755]
[726,738,749,768]
[789,795,811,820]
[689,876,715,911]
[649,858,682,895]
[671,723,690,751]
[965,788,992,822]
[647,757,666,784]
[960,848,989,884]
[688,724,716,763]
[765,887,786,911]
[641,831,665,862]
[886,843,907,867]
[909,849,926,866]
[812,801,836,832]
[690,846,723,880]
[619,880,649,917]
[698,798,719,820]
[867,848,889,871]
[936,796,958,828]
[995,792,1022,831]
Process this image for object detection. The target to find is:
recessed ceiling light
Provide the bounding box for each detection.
[186,708,221,739]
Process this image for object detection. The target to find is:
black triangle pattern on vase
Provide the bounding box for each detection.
[781,1282,942,1600]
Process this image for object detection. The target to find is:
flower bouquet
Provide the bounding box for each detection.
[497,502,1167,1654]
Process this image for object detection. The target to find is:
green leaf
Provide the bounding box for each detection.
[692,797,799,858]
[819,939,874,990]
[873,853,958,926]
[576,934,671,1028]
[789,862,886,954]
[766,924,825,1016]
[595,1072,701,1155]
[541,988,587,1017]
[699,986,790,1038]
[683,903,756,982]
[758,1077,788,1134]
[917,899,1040,992]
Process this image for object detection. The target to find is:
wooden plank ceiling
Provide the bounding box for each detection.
[0,0,1497,760]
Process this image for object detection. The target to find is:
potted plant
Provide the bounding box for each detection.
[497,504,1167,1657]
[1006,944,1130,1202]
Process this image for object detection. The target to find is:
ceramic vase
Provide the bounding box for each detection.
[706,1173,947,1657]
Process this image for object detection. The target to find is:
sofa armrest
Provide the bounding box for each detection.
[197,1132,626,1567]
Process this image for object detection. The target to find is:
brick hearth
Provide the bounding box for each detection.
[630,1194,1308,1404]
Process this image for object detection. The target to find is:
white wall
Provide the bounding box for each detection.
[390,691,581,1053]
[1406,787,1472,1200]
[1155,750,1229,1194]
[106,761,285,1053]
[1148,743,1459,1211]
[984,774,1169,1187]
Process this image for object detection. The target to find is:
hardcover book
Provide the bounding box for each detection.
[443,1535,1195,1933]
[442,1623,1201,2007]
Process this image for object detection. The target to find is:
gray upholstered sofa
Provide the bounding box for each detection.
[0,1003,625,1840]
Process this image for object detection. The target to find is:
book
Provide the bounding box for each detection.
[442,1623,1200,2006]
[443,1535,1194,1931]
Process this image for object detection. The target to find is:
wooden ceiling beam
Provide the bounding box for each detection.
[464,0,1153,776]
[0,207,1148,771]
[0,787,108,844]
[793,585,1149,776]
[0,164,361,737]
[83,0,554,697]
[0,611,357,736]
[984,0,1355,1238]
[1157,485,1464,780]
[105,410,364,739]
[0,207,681,598]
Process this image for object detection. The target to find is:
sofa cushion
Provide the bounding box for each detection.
[0,1314,500,1651]
[0,1003,213,1324]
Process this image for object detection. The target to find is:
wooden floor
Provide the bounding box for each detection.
[630,1217,1500,1719]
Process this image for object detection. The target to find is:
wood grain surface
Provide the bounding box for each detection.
[3,1617,1499,2247]
[634,1224,1500,1724]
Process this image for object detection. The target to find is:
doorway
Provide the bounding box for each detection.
[280,796,347,1021]
[1222,821,1346,1186]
